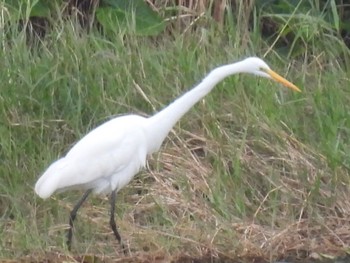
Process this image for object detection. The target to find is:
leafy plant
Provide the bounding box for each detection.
[96,0,165,36]
[4,0,166,36]
[255,0,350,59]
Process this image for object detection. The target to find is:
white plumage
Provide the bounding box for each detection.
[35,115,148,198]
[34,57,300,251]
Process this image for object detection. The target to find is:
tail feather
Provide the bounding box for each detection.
[35,158,69,199]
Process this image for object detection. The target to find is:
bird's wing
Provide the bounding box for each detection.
[35,116,148,198]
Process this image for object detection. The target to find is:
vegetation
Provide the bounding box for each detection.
[4,0,165,39]
[0,0,350,262]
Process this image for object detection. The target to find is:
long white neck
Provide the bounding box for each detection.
[145,61,249,153]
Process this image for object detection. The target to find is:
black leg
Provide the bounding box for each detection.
[67,189,92,251]
[110,190,127,254]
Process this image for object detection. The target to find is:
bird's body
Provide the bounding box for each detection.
[35,115,149,198]
[34,57,300,252]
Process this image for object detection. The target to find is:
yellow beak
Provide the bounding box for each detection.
[265,69,301,92]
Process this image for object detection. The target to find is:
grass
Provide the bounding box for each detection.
[1,12,350,263]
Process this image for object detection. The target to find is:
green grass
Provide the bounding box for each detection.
[0,15,350,262]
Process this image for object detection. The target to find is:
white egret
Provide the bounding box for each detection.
[35,57,300,251]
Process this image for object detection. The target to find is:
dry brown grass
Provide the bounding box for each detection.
[149,0,235,28]
[25,120,350,262]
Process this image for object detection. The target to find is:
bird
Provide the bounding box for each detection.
[34,57,301,252]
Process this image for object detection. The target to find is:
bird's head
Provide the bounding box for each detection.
[241,57,301,92]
